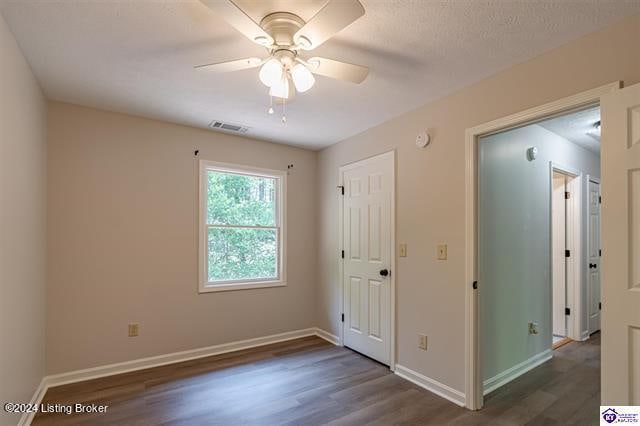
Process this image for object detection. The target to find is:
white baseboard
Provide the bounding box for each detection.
[483,349,552,395]
[314,327,340,345]
[20,326,340,425]
[46,328,321,388]
[394,364,465,407]
[18,377,47,426]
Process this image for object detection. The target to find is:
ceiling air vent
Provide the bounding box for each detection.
[208,120,250,134]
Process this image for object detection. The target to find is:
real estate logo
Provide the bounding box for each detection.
[600,406,640,425]
[602,408,618,423]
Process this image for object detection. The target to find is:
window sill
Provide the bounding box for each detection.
[199,280,286,293]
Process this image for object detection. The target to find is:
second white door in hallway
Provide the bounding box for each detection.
[587,179,601,334]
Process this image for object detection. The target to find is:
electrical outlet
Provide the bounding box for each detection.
[418,334,428,350]
[437,244,447,260]
[528,322,539,335]
[128,323,139,337]
[399,243,407,257]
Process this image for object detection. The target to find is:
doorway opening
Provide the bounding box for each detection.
[477,105,601,399]
[551,169,580,350]
[464,82,616,410]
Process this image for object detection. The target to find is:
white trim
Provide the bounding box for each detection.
[395,364,466,407]
[338,150,396,371]
[550,162,581,178]
[45,328,316,388]
[483,349,553,395]
[19,327,338,425]
[464,81,620,410]
[18,378,47,426]
[550,163,583,342]
[315,327,340,345]
[198,159,287,293]
[201,280,287,292]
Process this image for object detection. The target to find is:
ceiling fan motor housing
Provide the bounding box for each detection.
[260,12,305,49]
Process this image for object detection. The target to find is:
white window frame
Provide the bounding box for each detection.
[199,160,286,293]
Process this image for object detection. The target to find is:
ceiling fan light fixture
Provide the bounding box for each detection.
[269,74,291,99]
[259,58,283,87]
[291,63,315,93]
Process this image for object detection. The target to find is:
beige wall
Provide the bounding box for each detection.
[0,13,47,426]
[317,15,640,394]
[46,102,317,374]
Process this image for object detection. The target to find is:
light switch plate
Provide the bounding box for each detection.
[399,243,407,257]
[418,334,428,350]
[128,323,139,337]
[437,244,447,260]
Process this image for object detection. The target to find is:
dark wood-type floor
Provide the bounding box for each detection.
[33,333,600,425]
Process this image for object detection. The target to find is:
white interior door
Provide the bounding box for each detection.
[588,179,601,333]
[601,83,640,405]
[552,172,567,337]
[342,151,393,365]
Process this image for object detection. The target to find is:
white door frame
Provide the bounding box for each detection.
[549,163,582,342]
[464,82,620,410]
[338,150,396,371]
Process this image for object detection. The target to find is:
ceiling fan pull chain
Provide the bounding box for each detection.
[268,95,274,115]
[282,99,287,124]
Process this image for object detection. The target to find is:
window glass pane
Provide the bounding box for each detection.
[207,227,277,282]
[207,171,276,226]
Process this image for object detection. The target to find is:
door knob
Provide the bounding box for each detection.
[379,269,389,277]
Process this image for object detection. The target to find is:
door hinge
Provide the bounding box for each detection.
[337,185,344,195]
[599,302,602,310]
[565,191,570,199]
[472,281,478,290]
[341,313,344,322]
[341,250,345,259]
[599,249,602,257]
[565,307,571,316]
[599,195,602,204]
[565,249,571,258]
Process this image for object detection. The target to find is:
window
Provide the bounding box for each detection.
[199,160,285,292]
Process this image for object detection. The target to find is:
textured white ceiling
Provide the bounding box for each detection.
[1,1,638,149]
[539,106,601,155]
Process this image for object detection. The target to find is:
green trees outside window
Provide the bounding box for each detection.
[206,170,279,282]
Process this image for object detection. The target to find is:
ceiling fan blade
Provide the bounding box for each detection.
[199,0,274,47]
[306,57,369,84]
[294,0,364,50]
[194,57,262,72]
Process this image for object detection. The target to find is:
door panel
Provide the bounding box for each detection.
[631,169,640,290]
[369,204,382,262]
[601,83,640,405]
[349,277,361,332]
[369,279,382,339]
[342,152,393,365]
[588,180,601,333]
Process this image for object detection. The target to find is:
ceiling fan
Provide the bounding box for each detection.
[195,0,369,119]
